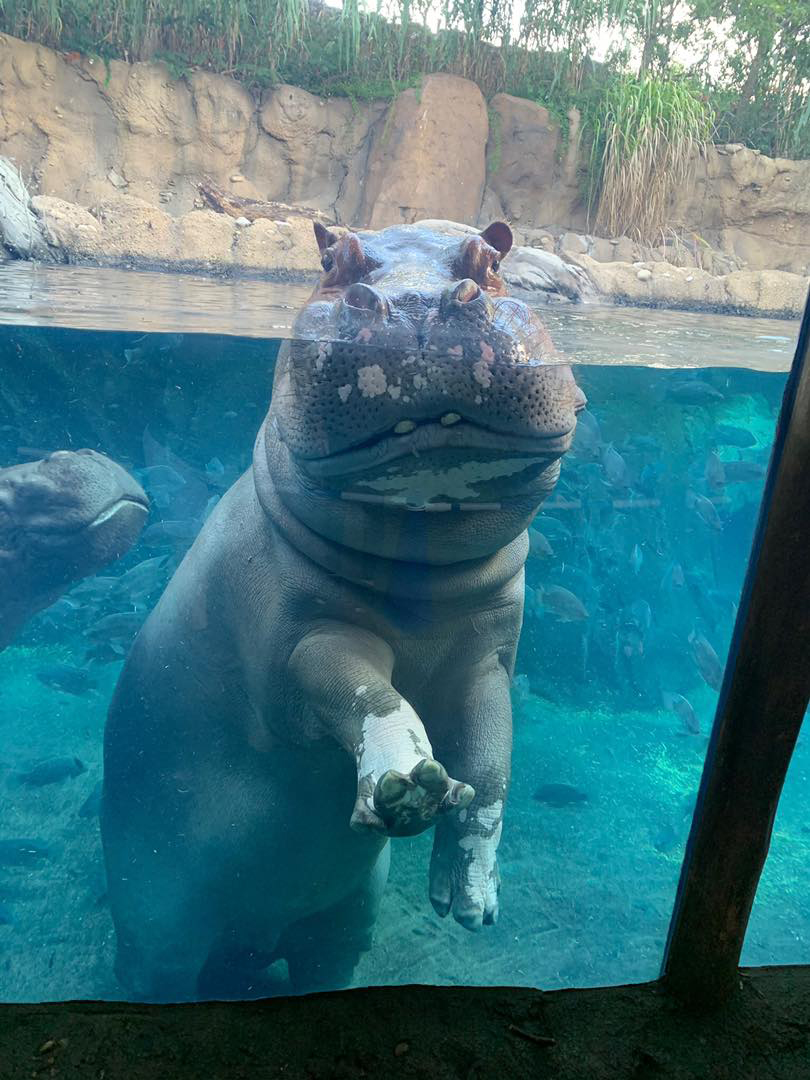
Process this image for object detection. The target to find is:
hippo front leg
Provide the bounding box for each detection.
[288,624,474,837]
[429,654,512,930]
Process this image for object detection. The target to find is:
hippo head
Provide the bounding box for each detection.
[263,222,584,564]
[0,449,149,643]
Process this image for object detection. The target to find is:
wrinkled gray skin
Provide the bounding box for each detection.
[0,450,149,650]
[102,222,584,1002]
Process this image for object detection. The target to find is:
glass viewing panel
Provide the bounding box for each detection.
[0,292,796,1002]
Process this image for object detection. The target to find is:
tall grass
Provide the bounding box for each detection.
[586,76,714,241]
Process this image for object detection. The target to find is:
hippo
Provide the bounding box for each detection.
[101,221,584,1001]
[0,450,149,650]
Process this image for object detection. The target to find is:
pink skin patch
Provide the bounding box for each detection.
[447,344,463,357]
[355,328,373,343]
[480,341,495,363]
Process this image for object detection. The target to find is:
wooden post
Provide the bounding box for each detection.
[662,289,810,1007]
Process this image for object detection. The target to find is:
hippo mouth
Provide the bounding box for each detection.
[300,413,575,480]
[86,495,150,530]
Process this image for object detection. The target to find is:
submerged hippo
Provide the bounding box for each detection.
[102,221,584,1001]
[0,450,149,649]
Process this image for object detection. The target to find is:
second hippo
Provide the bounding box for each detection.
[0,450,149,650]
[101,221,584,1001]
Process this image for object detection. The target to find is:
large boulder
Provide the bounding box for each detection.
[572,253,809,316]
[723,269,810,317]
[358,75,488,228]
[486,96,585,230]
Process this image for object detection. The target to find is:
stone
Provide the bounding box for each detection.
[570,254,808,315]
[723,270,810,317]
[233,216,321,274]
[107,169,128,189]
[636,268,652,281]
[358,74,488,228]
[561,231,588,255]
[589,238,616,262]
[501,246,587,301]
[30,196,103,256]
[174,210,236,267]
[613,236,639,263]
[93,195,175,261]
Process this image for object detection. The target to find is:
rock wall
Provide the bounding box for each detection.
[2,30,810,279]
[669,145,810,276]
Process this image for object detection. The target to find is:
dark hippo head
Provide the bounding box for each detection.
[262,222,584,565]
[0,450,149,647]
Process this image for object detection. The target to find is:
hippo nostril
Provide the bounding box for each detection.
[344,284,388,317]
[452,279,481,304]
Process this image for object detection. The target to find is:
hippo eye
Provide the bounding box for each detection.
[321,253,334,272]
[492,259,500,272]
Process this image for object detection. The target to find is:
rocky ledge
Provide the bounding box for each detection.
[1,173,808,319]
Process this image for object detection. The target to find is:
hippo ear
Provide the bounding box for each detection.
[480,221,513,257]
[314,222,340,253]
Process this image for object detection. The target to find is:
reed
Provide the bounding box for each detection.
[586,75,714,241]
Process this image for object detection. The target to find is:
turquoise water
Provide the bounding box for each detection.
[0,308,804,1001]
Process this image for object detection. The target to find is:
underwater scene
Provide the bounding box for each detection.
[0,312,805,1002]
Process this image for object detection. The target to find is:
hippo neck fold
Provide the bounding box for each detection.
[252,418,529,603]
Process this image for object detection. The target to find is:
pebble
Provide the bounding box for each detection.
[636,268,652,281]
[234,216,251,227]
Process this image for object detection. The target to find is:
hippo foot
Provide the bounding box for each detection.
[351,758,474,838]
[429,820,501,930]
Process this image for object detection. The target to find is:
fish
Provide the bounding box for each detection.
[653,822,681,854]
[666,380,724,404]
[689,630,724,691]
[722,461,766,483]
[12,756,86,787]
[629,543,643,575]
[704,451,726,489]
[510,673,533,716]
[572,409,602,459]
[533,515,572,543]
[686,489,723,530]
[601,443,629,489]
[619,599,652,657]
[715,424,756,448]
[536,584,589,622]
[111,555,170,601]
[533,783,589,807]
[78,780,103,819]
[35,663,97,697]
[662,690,700,735]
[141,519,200,547]
[87,610,146,643]
[660,562,686,592]
[528,528,554,558]
[0,838,52,865]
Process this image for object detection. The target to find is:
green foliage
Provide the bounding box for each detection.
[585,75,714,239]
[1,0,808,231]
[486,106,502,176]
